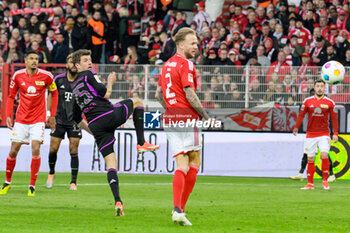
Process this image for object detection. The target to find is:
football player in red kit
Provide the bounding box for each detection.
[0,51,58,196]
[293,79,338,190]
[156,28,218,226]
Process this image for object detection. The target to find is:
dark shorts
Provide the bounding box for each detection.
[50,123,82,139]
[88,99,133,157]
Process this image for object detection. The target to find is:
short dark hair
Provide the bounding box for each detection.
[24,50,39,58]
[72,49,91,64]
[66,16,75,21]
[315,79,325,85]
[309,88,315,96]
[262,22,270,27]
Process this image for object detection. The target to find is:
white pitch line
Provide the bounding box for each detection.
[7,182,350,189]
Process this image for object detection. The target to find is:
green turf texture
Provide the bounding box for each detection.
[0,172,350,233]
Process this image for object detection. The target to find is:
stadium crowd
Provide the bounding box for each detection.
[1,0,350,107]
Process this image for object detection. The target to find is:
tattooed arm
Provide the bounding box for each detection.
[155,86,167,109]
[184,87,210,120]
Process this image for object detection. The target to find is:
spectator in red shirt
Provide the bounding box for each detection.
[231,5,248,32]
[327,25,339,45]
[267,51,291,83]
[288,19,311,48]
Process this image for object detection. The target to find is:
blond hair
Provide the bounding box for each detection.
[174,27,196,45]
[119,7,129,17]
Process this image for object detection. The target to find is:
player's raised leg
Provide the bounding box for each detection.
[69,137,80,190]
[0,142,22,195]
[130,97,160,152]
[47,136,62,188]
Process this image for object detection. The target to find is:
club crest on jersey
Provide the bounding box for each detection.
[27,86,36,94]
[35,81,45,86]
[321,104,329,109]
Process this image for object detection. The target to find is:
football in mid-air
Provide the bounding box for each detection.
[320,60,345,85]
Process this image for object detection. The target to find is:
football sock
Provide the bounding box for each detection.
[322,158,330,181]
[133,107,145,146]
[107,168,121,203]
[5,155,16,183]
[299,153,308,174]
[30,155,41,186]
[70,153,79,184]
[328,156,334,176]
[48,152,57,174]
[307,160,315,184]
[173,168,186,212]
[181,165,199,211]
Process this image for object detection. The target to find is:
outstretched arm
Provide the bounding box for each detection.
[155,86,167,109]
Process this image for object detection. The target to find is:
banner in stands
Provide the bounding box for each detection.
[216,102,274,131]
[11,8,54,16]
[217,103,350,133]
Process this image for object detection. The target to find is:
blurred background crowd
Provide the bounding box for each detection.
[1,0,350,108]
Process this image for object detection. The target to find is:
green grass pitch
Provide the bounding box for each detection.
[1,172,350,233]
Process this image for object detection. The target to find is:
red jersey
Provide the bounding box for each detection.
[294,96,338,138]
[288,27,311,47]
[158,53,199,123]
[7,68,57,124]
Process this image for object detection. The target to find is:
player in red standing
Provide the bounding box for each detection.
[293,79,338,190]
[0,51,58,196]
[156,28,217,226]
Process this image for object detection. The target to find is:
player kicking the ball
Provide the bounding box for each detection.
[156,28,218,226]
[71,49,159,216]
[293,79,338,190]
[0,51,58,196]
